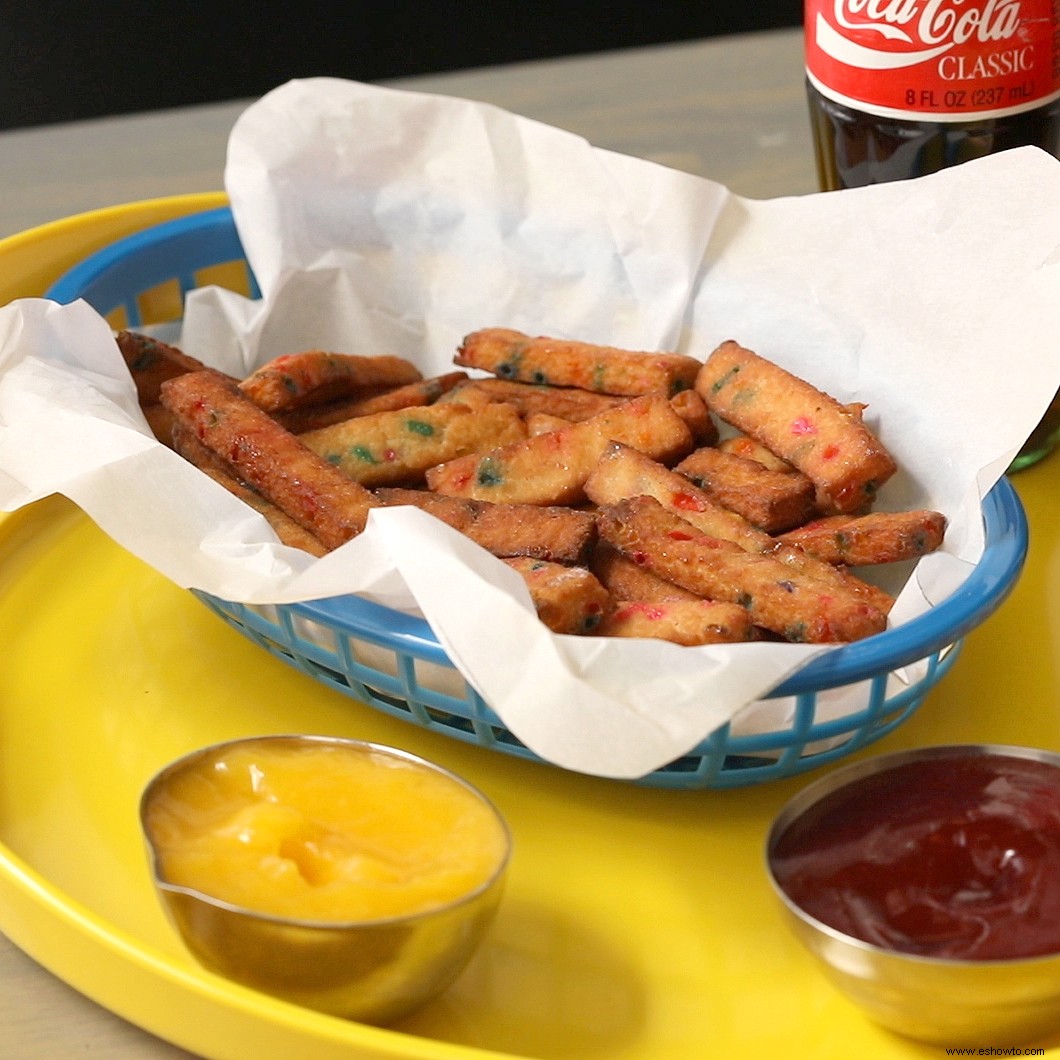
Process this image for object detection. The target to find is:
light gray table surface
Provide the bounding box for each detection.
[0,26,814,1060]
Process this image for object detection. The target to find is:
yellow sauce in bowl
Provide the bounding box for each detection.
[143,738,509,923]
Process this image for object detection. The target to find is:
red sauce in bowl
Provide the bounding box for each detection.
[769,752,1060,961]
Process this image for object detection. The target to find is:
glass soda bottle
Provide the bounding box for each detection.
[804,0,1060,469]
[805,0,1060,191]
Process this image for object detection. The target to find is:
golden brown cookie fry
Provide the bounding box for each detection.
[779,510,947,566]
[116,330,215,405]
[525,412,574,436]
[456,328,701,397]
[160,370,376,551]
[240,351,422,412]
[171,422,329,555]
[441,377,627,420]
[426,394,693,505]
[142,403,179,446]
[585,443,893,615]
[675,445,817,533]
[596,496,887,643]
[374,488,597,565]
[590,543,702,603]
[522,390,714,442]
[718,435,798,473]
[669,389,719,446]
[503,557,610,634]
[171,419,238,478]
[276,371,469,432]
[300,401,527,487]
[597,599,753,645]
[586,442,768,551]
[201,468,329,557]
[696,341,897,513]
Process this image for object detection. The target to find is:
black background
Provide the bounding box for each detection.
[1,2,803,130]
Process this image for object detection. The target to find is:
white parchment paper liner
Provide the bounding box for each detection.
[3,78,1060,780]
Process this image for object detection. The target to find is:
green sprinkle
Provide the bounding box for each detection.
[785,622,809,643]
[710,365,740,394]
[591,363,607,391]
[405,419,434,437]
[130,339,160,371]
[496,347,524,379]
[476,457,505,487]
[834,531,851,554]
[350,445,378,464]
[530,369,550,384]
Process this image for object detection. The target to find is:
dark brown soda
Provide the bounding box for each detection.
[808,80,1060,190]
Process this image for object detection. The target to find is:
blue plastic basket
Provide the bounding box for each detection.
[46,207,1030,788]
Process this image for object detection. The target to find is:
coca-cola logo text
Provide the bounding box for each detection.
[833,0,1023,50]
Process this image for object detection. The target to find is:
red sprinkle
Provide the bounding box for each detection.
[668,530,694,541]
[791,416,817,436]
[618,602,666,620]
[672,491,705,512]
[821,443,840,461]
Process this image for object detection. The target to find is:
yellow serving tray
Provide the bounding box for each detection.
[2,198,1060,1058]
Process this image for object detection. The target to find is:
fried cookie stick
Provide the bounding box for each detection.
[674,445,817,533]
[440,376,628,420]
[503,557,611,634]
[170,421,328,556]
[696,341,897,514]
[161,370,376,550]
[779,510,947,566]
[116,330,214,405]
[300,401,527,487]
[456,328,701,397]
[240,350,422,412]
[375,488,597,565]
[584,443,894,616]
[276,371,470,433]
[597,495,887,643]
[597,599,754,645]
[426,394,693,505]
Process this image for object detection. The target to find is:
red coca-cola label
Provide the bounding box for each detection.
[806,0,1060,120]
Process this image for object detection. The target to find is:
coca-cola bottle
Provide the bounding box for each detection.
[805,0,1060,469]
[805,0,1060,191]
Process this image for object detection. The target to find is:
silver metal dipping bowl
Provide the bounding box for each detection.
[140,735,511,1024]
[765,744,1060,1046]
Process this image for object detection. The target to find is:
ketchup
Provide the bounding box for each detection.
[770,753,1060,960]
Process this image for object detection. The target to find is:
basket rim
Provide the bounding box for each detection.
[46,205,1030,699]
[45,204,239,307]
